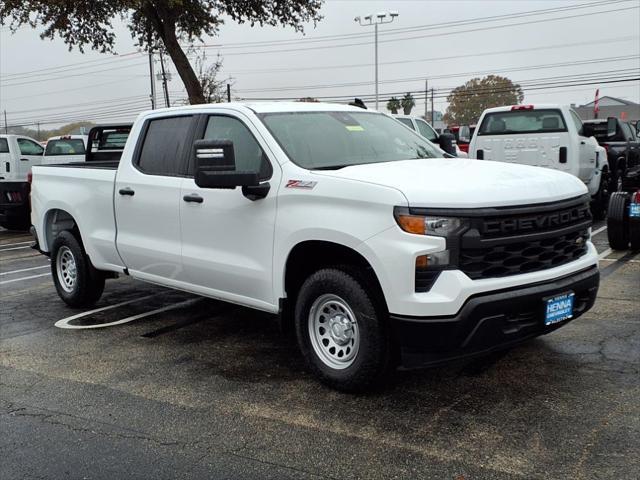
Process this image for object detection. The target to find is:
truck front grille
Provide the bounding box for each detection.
[456,196,592,280]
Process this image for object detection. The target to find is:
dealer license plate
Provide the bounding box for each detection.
[545,292,575,326]
[630,203,640,218]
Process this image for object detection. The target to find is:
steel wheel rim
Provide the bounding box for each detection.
[308,294,359,370]
[56,246,77,293]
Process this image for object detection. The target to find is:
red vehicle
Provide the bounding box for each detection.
[448,125,476,154]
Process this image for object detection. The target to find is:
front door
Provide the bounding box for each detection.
[115,115,194,282]
[16,137,44,180]
[179,113,279,310]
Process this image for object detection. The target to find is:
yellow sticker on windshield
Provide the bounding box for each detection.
[346,125,364,131]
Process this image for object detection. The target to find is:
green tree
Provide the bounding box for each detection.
[401,92,415,115]
[1,1,323,105]
[444,75,524,125]
[386,96,400,114]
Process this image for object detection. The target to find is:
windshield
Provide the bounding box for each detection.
[260,111,442,169]
[45,139,85,156]
[478,109,567,136]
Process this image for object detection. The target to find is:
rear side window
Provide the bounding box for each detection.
[137,116,193,176]
[45,139,86,156]
[478,109,567,136]
[415,119,438,142]
[397,118,415,130]
[17,138,44,155]
[0,138,9,153]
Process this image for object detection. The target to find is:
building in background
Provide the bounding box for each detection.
[573,96,640,122]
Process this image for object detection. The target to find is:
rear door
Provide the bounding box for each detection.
[474,108,572,174]
[115,115,195,281]
[179,112,278,309]
[15,137,44,179]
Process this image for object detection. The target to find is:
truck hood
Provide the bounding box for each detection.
[312,158,588,208]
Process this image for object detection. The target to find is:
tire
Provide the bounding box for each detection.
[294,267,392,392]
[590,169,610,221]
[51,230,105,308]
[630,200,640,250]
[607,192,630,250]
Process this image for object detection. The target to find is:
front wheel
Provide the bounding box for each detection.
[294,267,392,392]
[607,192,630,250]
[51,231,105,308]
[590,169,611,221]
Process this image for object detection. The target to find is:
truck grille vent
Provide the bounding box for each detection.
[460,228,589,279]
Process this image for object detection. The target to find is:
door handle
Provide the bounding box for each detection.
[119,187,135,196]
[20,158,30,162]
[183,194,203,204]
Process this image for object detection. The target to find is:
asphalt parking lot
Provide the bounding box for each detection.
[1,222,638,480]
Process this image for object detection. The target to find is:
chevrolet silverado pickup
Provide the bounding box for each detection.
[30,102,600,391]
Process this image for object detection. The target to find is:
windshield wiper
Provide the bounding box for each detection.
[312,164,352,170]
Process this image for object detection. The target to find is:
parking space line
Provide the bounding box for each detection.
[598,248,613,260]
[0,241,33,248]
[0,273,51,285]
[0,265,50,276]
[0,245,32,252]
[592,225,607,236]
[53,294,158,326]
[55,297,200,330]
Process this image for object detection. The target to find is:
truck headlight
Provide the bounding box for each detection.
[394,209,463,237]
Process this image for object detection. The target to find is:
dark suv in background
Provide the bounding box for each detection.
[583,118,640,191]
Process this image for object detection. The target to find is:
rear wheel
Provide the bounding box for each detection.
[294,267,392,392]
[51,231,105,307]
[607,192,630,250]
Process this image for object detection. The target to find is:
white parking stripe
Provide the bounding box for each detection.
[53,294,158,326]
[0,245,32,252]
[55,297,200,330]
[592,225,607,236]
[598,248,613,260]
[0,272,51,285]
[0,265,50,276]
[0,241,33,248]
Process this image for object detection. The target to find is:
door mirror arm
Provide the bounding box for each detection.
[242,182,270,201]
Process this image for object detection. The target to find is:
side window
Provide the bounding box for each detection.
[569,110,583,136]
[0,138,9,153]
[17,138,44,155]
[397,118,415,130]
[415,119,438,142]
[137,116,193,176]
[201,115,272,180]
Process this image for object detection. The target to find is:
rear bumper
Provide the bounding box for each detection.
[392,266,599,368]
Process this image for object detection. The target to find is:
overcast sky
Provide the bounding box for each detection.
[0,0,639,129]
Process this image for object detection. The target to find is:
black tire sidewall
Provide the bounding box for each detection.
[51,231,104,307]
[294,267,391,392]
[607,192,630,250]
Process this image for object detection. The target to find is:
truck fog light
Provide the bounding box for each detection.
[415,251,450,293]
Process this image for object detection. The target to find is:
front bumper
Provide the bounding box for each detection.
[392,265,599,368]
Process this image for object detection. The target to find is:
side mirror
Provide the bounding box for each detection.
[194,139,259,189]
[438,133,456,156]
[606,117,617,138]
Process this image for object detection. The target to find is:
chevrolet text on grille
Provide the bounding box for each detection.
[483,206,591,235]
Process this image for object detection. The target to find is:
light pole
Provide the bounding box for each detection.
[354,11,398,111]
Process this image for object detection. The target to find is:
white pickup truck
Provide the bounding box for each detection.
[0,134,45,230]
[469,104,611,219]
[42,135,88,165]
[31,102,600,391]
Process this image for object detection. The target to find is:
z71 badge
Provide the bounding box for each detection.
[286,180,317,189]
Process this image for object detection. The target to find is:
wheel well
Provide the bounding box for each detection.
[283,240,387,312]
[44,209,79,251]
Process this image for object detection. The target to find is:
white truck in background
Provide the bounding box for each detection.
[469,104,611,218]
[42,135,88,165]
[0,134,44,230]
[30,102,599,392]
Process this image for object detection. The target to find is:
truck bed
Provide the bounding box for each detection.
[41,160,120,169]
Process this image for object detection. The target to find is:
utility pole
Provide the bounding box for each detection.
[3,110,7,134]
[424,79,428,120]
[158,50,170,108]
[148,49,156,109]
[227,83,231,102]
[37,122,41,140]
[355,11,399,111]
[431,88,434,129]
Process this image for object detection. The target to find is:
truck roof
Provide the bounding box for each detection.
[139,101,370,117]
[480,104,571,114]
